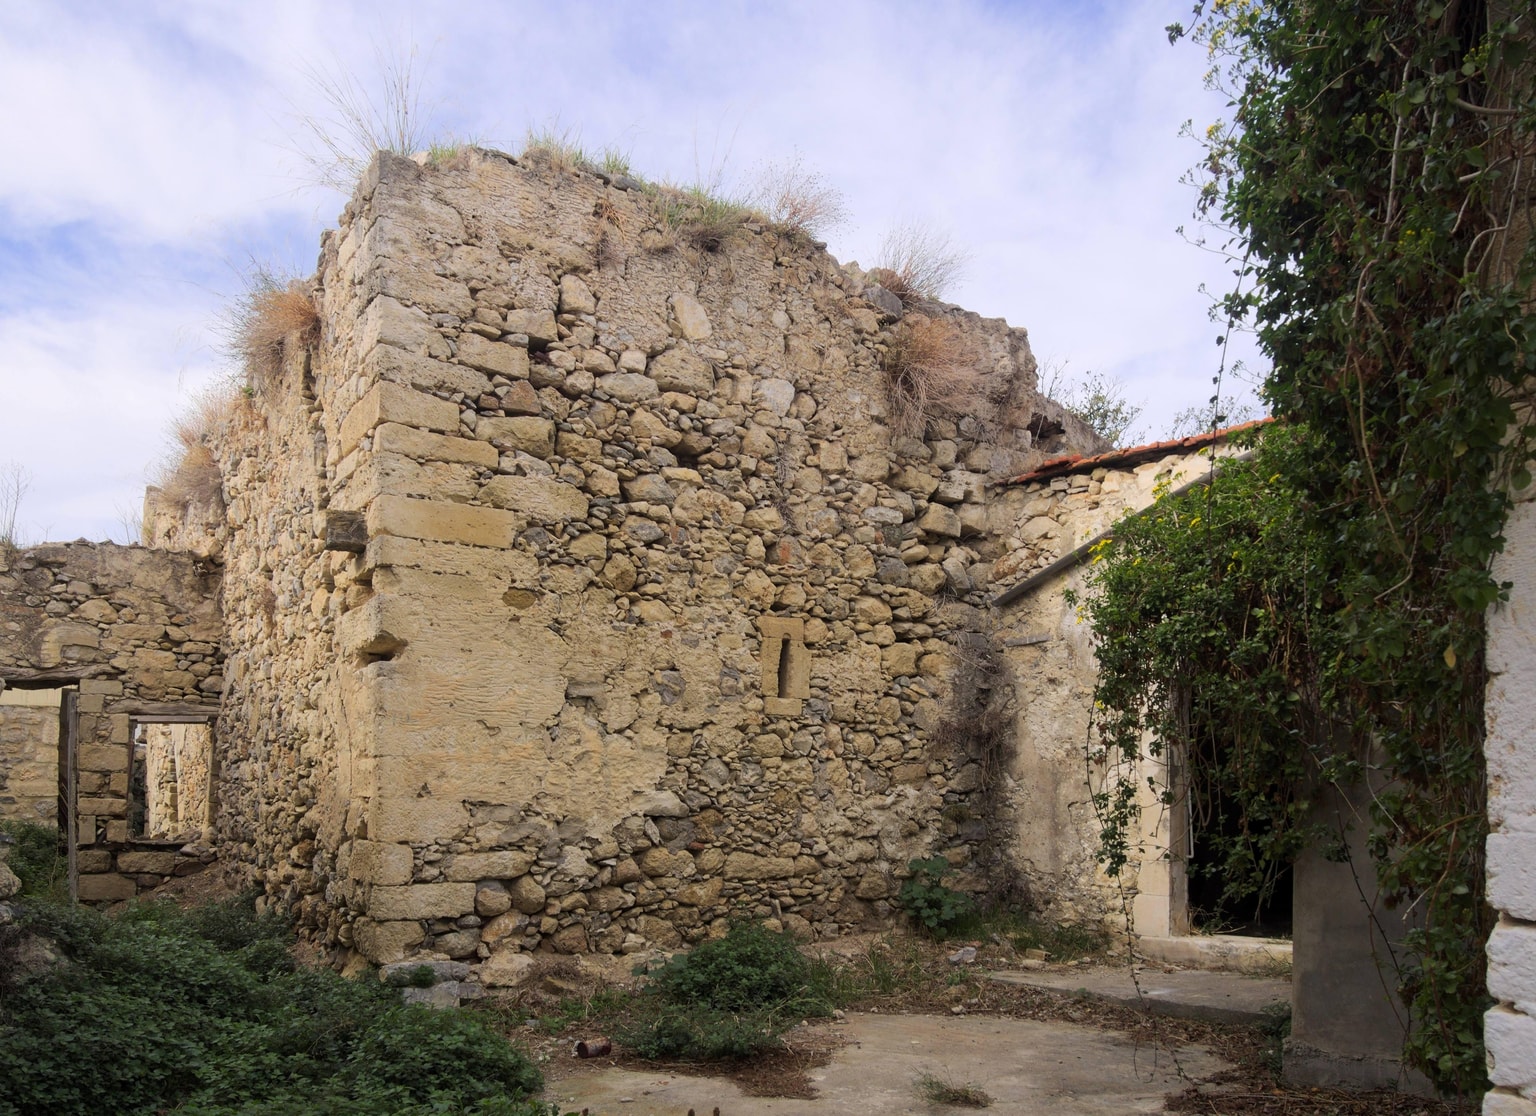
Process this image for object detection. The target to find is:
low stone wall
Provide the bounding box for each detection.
[75,839,216,902]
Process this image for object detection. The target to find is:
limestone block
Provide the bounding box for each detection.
[882,642,921,678]
[361,296,433,354]
[476,881,513,916]
[369,345,492,398]
[936,470,989,504]
[350,839,414,885]
[116,851,176,874]
[75,599,117,623]
[76,873,136,901]
[622,475,677,505]
[676,877,723,907]
[1486,1093,1536,1116]
[628,789,688,817]
[499,381,542,414]
[917,504,963,538]
[1489,922,1536,1008]
[481,949,536,987]
[630,408,682,448]
[1490,831,1536,921]
[77,745,128,773]
[723,853,798,880]
[668,293,712,340]
[353,918,426,964]
[598,373,660,403]
[756,378,796,415]
[479,476,589,523]
[374,423,500,467]
[367,259,473,318]
[458,334,530,379]
[76,849,112,873]
[77,796,126,817]
[478,416,556,458]
[341,382,460,455]
[368,495,520,549]
[504,308,558,344]
[508,875,546,914]
[649,348,714,395]
[1487,1005,1536,1091]
[480,910,531,943]
[636,847,688,877]
[368,882,476,920]
[443,850,535,882]
[559,275,596,315]
[558,432,604,462]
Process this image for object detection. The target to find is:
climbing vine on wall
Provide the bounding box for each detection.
[1080,0,1534,1093]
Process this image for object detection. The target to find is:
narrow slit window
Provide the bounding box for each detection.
[760,616,810,715]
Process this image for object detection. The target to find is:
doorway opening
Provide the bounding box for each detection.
[128,719,214,842]
[1180,730,1295,938]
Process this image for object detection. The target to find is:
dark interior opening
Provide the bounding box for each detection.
[1185,727,1295,938]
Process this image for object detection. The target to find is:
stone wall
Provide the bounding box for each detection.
[200,147,1102,967]
[1486,475,1536,1115]
[0,541,222,900]
[988,435,1251,928]
[0,687,62,823]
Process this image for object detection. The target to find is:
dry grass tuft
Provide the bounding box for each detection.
[646,184,763,254]
[151,382,244,511]
[292,43,438,191]
[229,272,321,388]
[915,1070,992,1108]
[750,153,847,241]
[522,126,596,175]
[871,222,971,304]
[881,315,987,436]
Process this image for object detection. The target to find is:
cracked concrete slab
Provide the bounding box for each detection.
[548,1010,1228,1115]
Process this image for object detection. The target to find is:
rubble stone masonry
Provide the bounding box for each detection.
[203,148,1101,968]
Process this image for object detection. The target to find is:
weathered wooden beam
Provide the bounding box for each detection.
[324,509,368,553]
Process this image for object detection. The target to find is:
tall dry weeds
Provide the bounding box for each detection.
[881,315,987,436]
[292,43,438,191]
[151,382,243,512]
[228,270,320,388]
[750,153,847,240]
[870,222,970,304]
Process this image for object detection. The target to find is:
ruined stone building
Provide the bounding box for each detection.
[3,148,1110,966]
[3,144,1533,1103]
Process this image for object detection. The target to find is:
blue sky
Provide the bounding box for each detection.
[0,0,1261,543]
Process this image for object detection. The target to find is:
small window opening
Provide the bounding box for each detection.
[776,641,794,699]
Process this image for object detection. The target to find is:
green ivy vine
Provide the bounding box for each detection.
[1076,0,1534,1094]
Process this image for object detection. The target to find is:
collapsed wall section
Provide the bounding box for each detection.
[0,541,222,898]
[212,147,1102,966]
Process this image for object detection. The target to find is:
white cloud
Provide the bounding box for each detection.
[0,0,1267,540]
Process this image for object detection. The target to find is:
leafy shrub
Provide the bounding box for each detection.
[0,821,65,899]
[649,920,831,1015]
[898,857,978,936]
[0,897,548,1116]
[616,921,834,1062]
